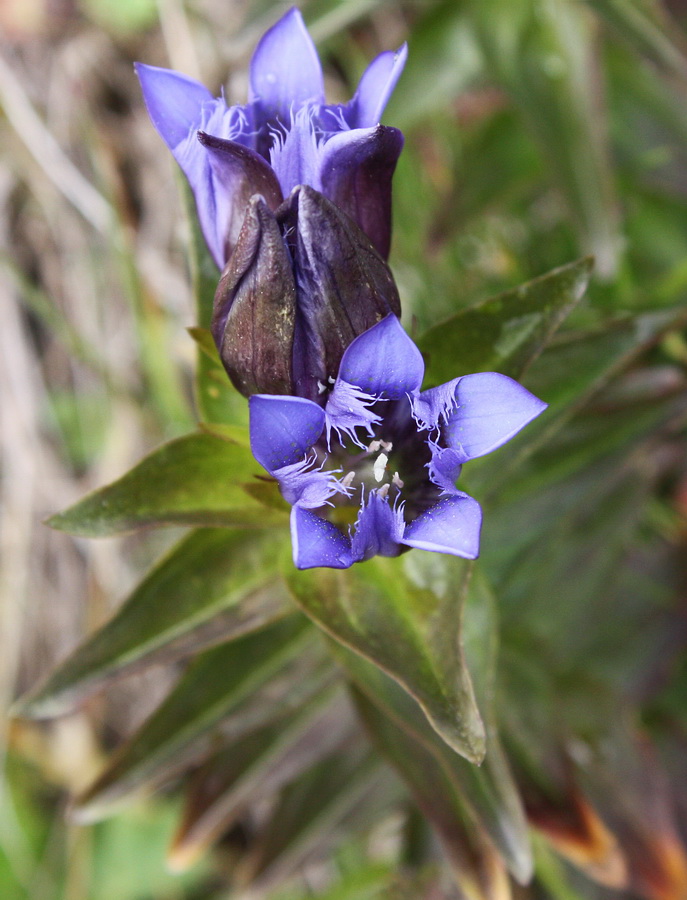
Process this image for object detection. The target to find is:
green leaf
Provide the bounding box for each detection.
[239,745,394,892]
[16,529,291,718]
[469,0,620,275]
[419,257,593,387]
[384,1,483,128]
[168,688,356,871]
[286,554,486,764]
[351,686,511,898]
[335,630,532,885]
[47,432,287,537]
[585,0,687,76]
[71,616,331,823]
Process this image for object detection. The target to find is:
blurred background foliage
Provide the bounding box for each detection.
[2,0,687,898]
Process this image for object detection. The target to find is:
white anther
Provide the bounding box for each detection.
[380,440,393,453]
[368,440,381,453]
[373,452,388,483]
[392,472,404,489]
[317,380,327,395]
[342,471,356,489]
[377,483,390,499]
[327,375,336,384]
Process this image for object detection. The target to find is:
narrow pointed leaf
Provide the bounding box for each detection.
[352,686,512,899]
[168,689,355,871]
[47,432,287,537]
[16,529,291,718]
[420,257,592,388]
[334,629,531,885]
[286,554,486,764]
[72,616,332,822]
[238,743,394,890]
[469,0,619,274]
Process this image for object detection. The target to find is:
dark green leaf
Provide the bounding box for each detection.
[71,615,332,822]
[16,529,291,718]
[239,744,394,892]
[47,432,287,537]
[168,688,355,871]
[468,0,620,275]
[286,554,486,764]
[420,257,593,387]
[351,686,511,898]
[335,631,531,885]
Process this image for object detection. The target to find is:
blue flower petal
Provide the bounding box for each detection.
[291,507,353,569]
[338,315,424,400]
[275,457,350,509]
[351,491,405,562]
[402,495,482,559]
[319,125,404,259]
[427,443,464,494]
[325,380,381,448]
[444,373,548,460]
[249,8,325,125]
[412,378,460,432]
[346,44,408,128]
[250,395,325,472]
[197,132,283,263]
[135,63,213,149]
[268,107,323,196]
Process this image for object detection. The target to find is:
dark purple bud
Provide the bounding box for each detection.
[280,185,402,401]
[198,132,284,263]
[320,125,404,260]
[212,195,296,397]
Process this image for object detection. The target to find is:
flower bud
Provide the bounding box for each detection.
[213,185,401,401]
[280,185,401,401]
[212,195,296,396]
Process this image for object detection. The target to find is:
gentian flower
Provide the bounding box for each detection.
[249,315,547,569]
[136,7,406,268]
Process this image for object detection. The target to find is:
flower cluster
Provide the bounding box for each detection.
[137,8,547,569]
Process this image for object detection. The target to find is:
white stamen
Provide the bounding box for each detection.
[368,440,381,453]
[392,472,404,489]
[377,483,390,499]
[373,452,388,483]
[380,440,393,452]
[342,471,356,489]
[327,375,336,384]
[317,380,327,395]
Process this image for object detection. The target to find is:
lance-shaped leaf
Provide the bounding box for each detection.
[286,554,486,764]
[212,195,297,397]
[332,628,532,885]
[71,616,332,822]
[474,307,687,499]
[237,743,397,891]
[351,686,512,899]
[585,0,687,76]
[168,688,356,871]
[282,185,401,401]
[47,432,287,537]
[420,257,592,388]
[16,529,291,718]
[468,0,619,276]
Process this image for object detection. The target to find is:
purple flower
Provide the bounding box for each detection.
[249,315,547,569]
[136,7,406,268]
